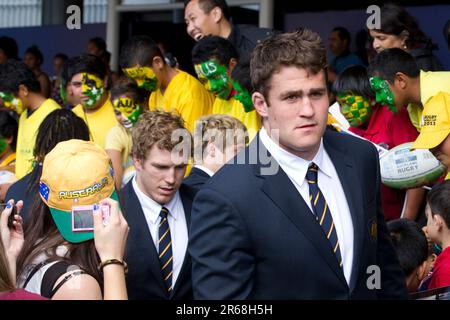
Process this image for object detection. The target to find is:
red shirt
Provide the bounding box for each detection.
[429,246,450,290]
[0,289,47,300]
[350,105,418,221]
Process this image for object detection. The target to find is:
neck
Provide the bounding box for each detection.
[28,94,47,111]
[159,66,179,94]
[440,236,450,251]
[84,92,108,113]
[409,76,422,105]
[219,20,232,39]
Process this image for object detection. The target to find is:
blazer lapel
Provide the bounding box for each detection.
[255,138,348,288]
[323,131,365,292]
[124,184,167,295]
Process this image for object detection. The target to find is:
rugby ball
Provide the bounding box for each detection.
[380,142,446,189]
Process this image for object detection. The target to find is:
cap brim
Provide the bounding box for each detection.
[50,190,120,244]
[412,130,450,150]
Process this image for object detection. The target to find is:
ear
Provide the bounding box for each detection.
[435,214,445,231]
[228,58,237,73]
[18,84,29,98]
[4,136,13,145]
[152,56,165,71]
[394,72,408,90]
[211,6,223,23]
[206,140,216,158]
[253,92,268,118]
[417,260,428,281]
[399,30,410,48]
[133,156,143,171]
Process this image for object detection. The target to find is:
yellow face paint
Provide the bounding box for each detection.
[123,66,158,92]
[0,91,25,115]
[81,73,105,109]
[112,97,142,129]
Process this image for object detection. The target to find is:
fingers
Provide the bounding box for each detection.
[12,214,23,234]
[15,200,24,214]
[93,204,103,232]
[99,198,121,224]
[0,199,15,229]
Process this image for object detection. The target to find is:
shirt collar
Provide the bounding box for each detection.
[259,127,332,180]
[132,176,180,224]
[193,165,214,177]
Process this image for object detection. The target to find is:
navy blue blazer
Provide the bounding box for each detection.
[119,180,194,300]
[183,167,211,198]
[189,129,408,299]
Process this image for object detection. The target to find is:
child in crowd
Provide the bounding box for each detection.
[0,60,60,179]
[333,65,424,221]
[105,77,145,189]
[425,180,450,290]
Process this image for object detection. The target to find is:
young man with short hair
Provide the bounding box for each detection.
[119,35,213,132]
[0,60,60,178]
[119,110,194,299]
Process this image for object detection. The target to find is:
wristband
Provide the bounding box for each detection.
[98,259,128,274]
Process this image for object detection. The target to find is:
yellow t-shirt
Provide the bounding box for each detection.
[409,70,450,132]
[148,70,214,132]
[105,124,135,186]
[72,96,119,149]
[15,99,61,178]
[212,97,261,142]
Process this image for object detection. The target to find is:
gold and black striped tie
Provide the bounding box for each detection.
[158,207,173,292]
[306,163,343,268]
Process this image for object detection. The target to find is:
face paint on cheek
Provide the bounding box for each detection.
[0,91,25,115]
[0,138,7,154]
[113,97,143,129]
[195,61,231,99]
[123,67,158,92]
[232,80,254,112]
[337,94,372,127]
[369,76,396,113]
[81,73,105,109]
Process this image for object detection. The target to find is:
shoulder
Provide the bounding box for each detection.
[51,271,102,300]
[324,128,378,160]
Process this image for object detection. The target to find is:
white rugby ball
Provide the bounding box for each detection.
[380,142,445,189]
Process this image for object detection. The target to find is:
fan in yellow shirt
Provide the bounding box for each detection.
[0,60,61,178]
[119,35,213,133]
[67,54,118,148]
[191,36,261,142]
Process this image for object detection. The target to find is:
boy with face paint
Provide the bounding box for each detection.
[68,54,118,149]
[119,35,213,133]
[0,60,60,179]
[368,48,450,133]
[191,36,261,141]
[334,65,423,222]
[105,77,144,190]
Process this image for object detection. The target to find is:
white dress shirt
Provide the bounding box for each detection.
[259,128,354,285]
[132,177,188,288]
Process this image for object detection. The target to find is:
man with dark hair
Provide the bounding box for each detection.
[189,29,407,299]
[119,110,194,299]
[368,48,450,133]
[191,36,260,140]
[67,54,118,149]
[0,60,60,178]
[87,37,107,57]
[328,26,364,77]
[0,36,18,65]
[184,0,278,62]
[387,219,431,292]
[120,35,213,132]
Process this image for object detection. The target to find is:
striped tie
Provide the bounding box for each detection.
[158,207,173,292]
[306,163,343,268]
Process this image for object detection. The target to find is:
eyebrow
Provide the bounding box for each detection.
[280,87,326,98]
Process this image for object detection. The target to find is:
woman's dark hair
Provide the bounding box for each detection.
[0,36,19,61]
[28,109,91,190]
[25,45,44,66]
[111,76,147,104]
[375,3,433,49]
[0,111,18,151]
[332,65,375,98]
[16,109,100,289]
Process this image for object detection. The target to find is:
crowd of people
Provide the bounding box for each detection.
[0,0,449,300]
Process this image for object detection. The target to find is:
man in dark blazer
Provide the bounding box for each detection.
[189,29,408,299]
[184,114,248,196]
[119,110,194,300]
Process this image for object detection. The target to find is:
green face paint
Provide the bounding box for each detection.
[0,91,25,115]
[0,138,7,154]
[194,60,231,100]
[81,73,105,109]
[113,97,143,129]
[337,93,372,127]
[123,67,158,92]
[232,80,254,112]
[369,76,396,113]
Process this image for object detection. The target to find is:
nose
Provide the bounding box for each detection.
[300,97,315,118]
[164,168,176,185]
[372,39,380,51]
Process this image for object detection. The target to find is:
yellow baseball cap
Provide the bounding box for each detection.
[412,92,450,150]
[39,139,117,243]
